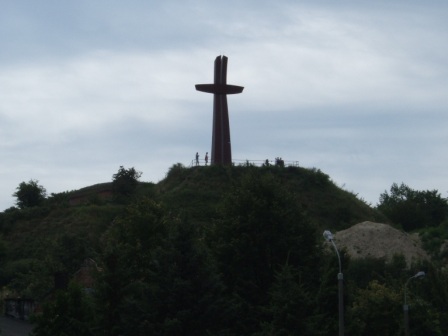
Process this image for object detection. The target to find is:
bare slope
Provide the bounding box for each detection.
[334,221,428,266]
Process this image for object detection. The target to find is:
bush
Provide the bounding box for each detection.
[112,166,142,197]
[13,180,47,209]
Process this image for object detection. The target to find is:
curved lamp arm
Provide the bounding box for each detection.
[323,230,342,274]
[404,271,425,306]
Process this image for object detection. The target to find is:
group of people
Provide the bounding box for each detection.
[195,152,209,166]
[263,157,285,167]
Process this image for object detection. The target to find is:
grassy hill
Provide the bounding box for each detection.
[0,163,386,298]
[156,163,386,230]
[3,164,448,335]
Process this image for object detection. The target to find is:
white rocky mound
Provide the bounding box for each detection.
[333,221,429,266]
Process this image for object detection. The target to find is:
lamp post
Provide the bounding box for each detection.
[323,230,344,336]
[403,271,425,336]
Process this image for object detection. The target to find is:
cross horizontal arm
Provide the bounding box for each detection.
[195,84,244,95]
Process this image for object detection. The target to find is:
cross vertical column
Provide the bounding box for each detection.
[196,56,244,165]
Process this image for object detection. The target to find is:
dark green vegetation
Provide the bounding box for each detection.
[378,182,448,261]
[1,164,448,335]
[112,166,143,198]
[12,179,47,209]
[378,182,448,232]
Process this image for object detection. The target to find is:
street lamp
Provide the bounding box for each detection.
[323,230,344,336]
[403,271,425,336]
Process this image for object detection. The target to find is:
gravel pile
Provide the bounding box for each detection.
[333,221,429,267]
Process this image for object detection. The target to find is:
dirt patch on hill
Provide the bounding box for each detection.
[333,221,429,266]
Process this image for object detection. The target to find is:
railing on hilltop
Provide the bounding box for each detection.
[189,158,300,168]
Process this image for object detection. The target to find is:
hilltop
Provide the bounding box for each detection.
[156,163,386,230]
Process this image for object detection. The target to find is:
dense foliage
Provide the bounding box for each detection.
[32,282,95,336]
[12,179,47,209]
[377,182,448,231]
[112,166,142,197]
[1,165,448,335]
[208,170,322,334]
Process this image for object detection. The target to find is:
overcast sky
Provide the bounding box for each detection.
[1,0,447,211]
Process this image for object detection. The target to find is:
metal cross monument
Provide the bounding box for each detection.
[196,55,244,165]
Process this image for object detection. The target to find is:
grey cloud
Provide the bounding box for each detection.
[1,1,448,210]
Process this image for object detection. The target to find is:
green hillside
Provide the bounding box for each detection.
[0,164,385,296]
[0,164,383,297]
[156,163,386,229]
[1,163,446,335]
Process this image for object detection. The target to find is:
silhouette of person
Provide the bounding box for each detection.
[195,152,199,166]
[205,152,209,165]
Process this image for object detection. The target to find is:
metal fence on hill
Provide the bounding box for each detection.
[189,158,300,168]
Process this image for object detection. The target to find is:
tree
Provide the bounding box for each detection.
[261,264,314,335]
[149,219,228,335]
[94,198,168,336]
[32,282,95,336]
[95,198,226,335]
[347,276,442,336]
[112,166,142,197]
[209,169,321,334]
[377,183,448,231]
[347,280,402,335]
[13,179,47,208]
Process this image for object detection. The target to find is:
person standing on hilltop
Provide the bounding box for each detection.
[205,152,209,165]
[195,152,199,166]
